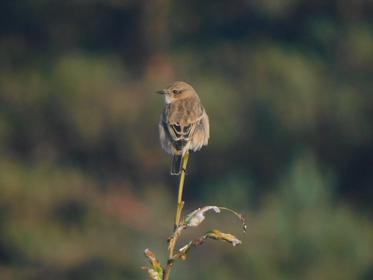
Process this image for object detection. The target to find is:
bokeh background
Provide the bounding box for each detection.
[1,0,373,279]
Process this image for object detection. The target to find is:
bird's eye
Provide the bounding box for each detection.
[173,89,181,94]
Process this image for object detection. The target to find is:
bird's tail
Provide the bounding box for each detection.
[171,154,183,175]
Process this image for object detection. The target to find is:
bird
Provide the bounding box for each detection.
[157,81,210,175]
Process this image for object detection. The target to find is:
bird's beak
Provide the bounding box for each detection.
[156,89,166,95]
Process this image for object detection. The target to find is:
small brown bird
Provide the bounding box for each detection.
[158,81,210,175]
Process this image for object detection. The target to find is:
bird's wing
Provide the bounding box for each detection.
[165,101,204,152]
[190,110,209,151]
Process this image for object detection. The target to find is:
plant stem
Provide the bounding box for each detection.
[163,152,189,280]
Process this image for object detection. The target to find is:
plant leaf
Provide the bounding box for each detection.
[183,205,247,232]
[144,249,163,280]
[218,206,247,232]
[141,267,160,280]
[174,229,241,261]
[205,229,242,246]
[184,206,221,227]
[176,237,206,260]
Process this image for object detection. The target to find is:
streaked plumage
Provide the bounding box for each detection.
[158,81,209,175]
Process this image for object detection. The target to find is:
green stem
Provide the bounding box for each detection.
[163,152,189,280]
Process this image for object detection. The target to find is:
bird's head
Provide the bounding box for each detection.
[157,81,198,104]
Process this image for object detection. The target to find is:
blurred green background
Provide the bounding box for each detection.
[0,0,373,279]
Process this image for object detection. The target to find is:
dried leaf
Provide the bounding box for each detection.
[218,206,247,232]
[144,249,163,280]
[183,206,246,232]
[176,237,206,260]
[174,229,241,261]
[178,241,193,258]
[184,206,221,227]
[206,229,242,246]
[141,267,159,280]
[170,206,246,262]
